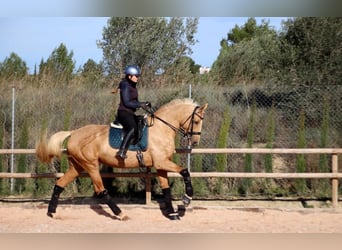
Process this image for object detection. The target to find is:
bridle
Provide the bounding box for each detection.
[144,105,204,144]
[180,106,204,139]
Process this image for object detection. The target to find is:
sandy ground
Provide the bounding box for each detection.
[1,198,342,233]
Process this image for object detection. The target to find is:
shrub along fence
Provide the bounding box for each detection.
[0,148,341,208]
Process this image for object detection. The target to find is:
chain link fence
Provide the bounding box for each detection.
[0,81,341,199]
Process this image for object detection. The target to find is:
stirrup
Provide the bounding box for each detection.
[137,150,146,170]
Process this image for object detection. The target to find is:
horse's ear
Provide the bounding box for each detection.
[199,103,208,113]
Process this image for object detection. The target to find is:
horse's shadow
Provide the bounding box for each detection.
[89,204,119,220]
[89,199,187,220]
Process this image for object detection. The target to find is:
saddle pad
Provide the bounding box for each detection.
[109,126,148,151]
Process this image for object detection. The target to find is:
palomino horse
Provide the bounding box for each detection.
[36,99,208,220]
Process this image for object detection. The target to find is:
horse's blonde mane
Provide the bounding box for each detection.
[157,98,198,113]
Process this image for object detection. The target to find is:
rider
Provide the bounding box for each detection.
[114,65,151,159]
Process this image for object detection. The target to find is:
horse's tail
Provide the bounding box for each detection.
[36,131,72,163]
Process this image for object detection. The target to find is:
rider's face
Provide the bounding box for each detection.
[129,75,139,83]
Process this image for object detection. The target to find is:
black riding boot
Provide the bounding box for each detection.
[116,129,134,159]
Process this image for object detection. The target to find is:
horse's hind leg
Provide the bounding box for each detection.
[97,189,128,220]
[47,160,82,218]
[47,184,64,218]
[87,168,128,221]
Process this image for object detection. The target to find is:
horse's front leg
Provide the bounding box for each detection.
[180,169,193,207]
[157,170,180,220]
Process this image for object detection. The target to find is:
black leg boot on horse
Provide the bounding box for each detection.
[47,184,64,218]
[162,187,180,220]
[180,169,193,207]
[97,189,129,220]
[116,129,135,159]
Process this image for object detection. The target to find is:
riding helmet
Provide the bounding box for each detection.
[124,65,141,76]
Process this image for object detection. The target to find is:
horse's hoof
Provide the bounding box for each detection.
[182,194,192,207]
[168,213,180,220]
[117,213,129,221]
[47,212,56,218]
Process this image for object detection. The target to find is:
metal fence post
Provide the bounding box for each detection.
[10,87,15,192]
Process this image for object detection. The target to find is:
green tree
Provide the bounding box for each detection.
[215,106,231,172]
[264,104,276,173]
[319,97,330,172]
[98,17,198,85]
[227,18,273,45]
[60,104,72,173]
[214,106,231,195]
[81,59,104,85]
[39,43,75,83]
[0,52,28,79]
[263,104,276,195]
[34,119,51,196]
[0,111,5,194]
[211,18,282,84]
[282,17,342,85]
[188,57,201,75]
[295,109,308,195]
[240,102,256,196]
[316,97,330,196]
[15,119,29,194]
[165,56,199,85]
[191,154,209,198]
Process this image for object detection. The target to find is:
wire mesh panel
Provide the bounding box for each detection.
[0,81,341,199]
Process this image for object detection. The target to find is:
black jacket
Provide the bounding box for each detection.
[118,79,142,113]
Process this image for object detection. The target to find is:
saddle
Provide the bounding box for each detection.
[108,115,148,151]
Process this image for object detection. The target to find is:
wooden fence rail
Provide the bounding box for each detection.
[0,148,341,207]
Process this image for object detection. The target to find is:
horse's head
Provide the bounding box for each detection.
[152,99,208,147]
[180,103,208,146]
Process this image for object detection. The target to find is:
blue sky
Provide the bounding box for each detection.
[0,17,288,73]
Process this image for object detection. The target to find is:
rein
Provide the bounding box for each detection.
[143,106,203,141]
